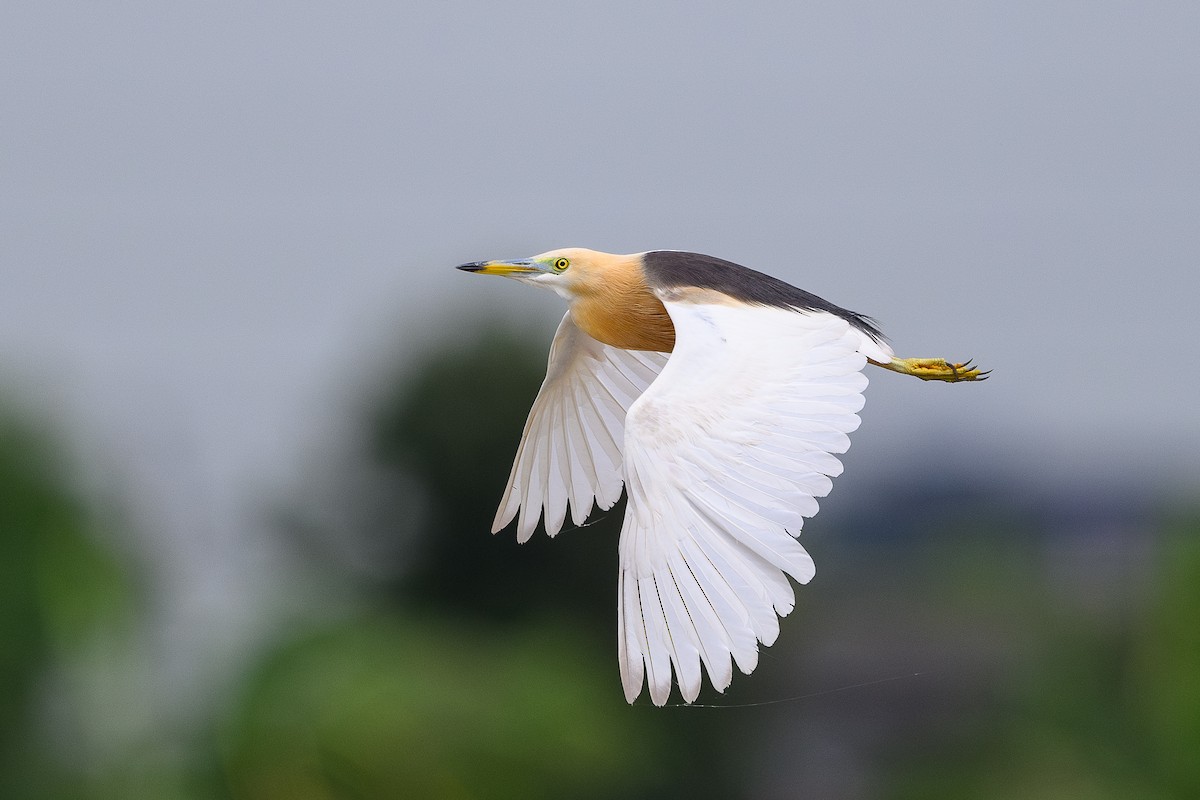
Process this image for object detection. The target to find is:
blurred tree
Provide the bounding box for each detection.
[0,405,139,798]
[221,616,665,800]
[366,324,624,623]
[881,506,1200,800]
[10,321,1193,799]
[230,321,742,799]
[1138,509,1200,797]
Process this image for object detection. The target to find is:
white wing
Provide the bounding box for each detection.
[618,297,886,705]
[494,311,669,542]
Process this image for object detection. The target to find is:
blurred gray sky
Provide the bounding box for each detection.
[3,1,1199,699]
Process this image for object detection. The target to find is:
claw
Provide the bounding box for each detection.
[883,356,989,383]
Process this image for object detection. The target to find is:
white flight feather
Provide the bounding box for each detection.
[493,311,668,541]
[617,300,877,705]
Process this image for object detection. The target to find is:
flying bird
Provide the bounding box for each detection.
[456,248,986,706]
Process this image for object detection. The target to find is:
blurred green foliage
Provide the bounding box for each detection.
[885,509,1200,800]
[2,326,1199,799]
[366,327,623,623]
[1137,512,1200,797]
[222,616,664,799]
[241,325,738,798]
[0,410,138,799]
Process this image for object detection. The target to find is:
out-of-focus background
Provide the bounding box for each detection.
[3,2,1198,798]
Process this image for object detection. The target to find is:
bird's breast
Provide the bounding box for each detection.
[571,288,676,353]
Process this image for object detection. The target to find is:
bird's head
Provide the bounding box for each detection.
[455,248,630,302]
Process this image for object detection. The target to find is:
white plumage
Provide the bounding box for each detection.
[618,297,890,704]
[492,312,668,542]
[494,293,892,705]
[458,247,981,705]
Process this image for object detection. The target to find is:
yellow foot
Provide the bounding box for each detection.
[880,357,990,383]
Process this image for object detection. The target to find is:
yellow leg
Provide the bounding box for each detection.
[872,357,990,382]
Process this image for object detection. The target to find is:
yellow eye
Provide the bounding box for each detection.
[553,257,570,272]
